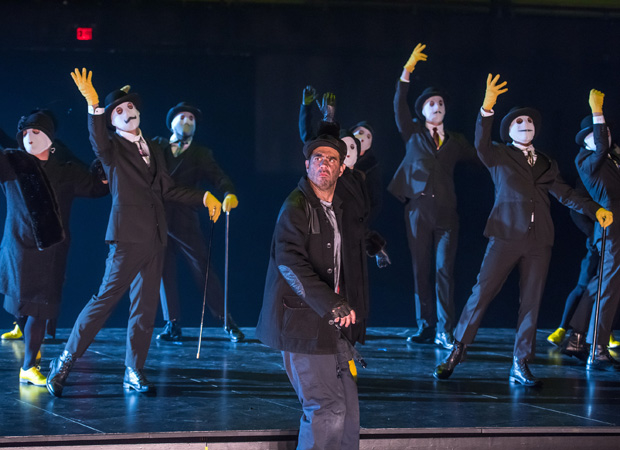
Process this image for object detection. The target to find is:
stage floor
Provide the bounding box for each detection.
[1,327,619,444]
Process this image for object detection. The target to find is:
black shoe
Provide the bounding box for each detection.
[433,341,466,380]
[156,321,182,341]
[407,326,435,344]
[46,350,75,397]
[123,367,156,393]
[560,331,589,362]
[586,345,620,371]
[223,315,245,343]
[434,331,455,350]
[509,357,542,387]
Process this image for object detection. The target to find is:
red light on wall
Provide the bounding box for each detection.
[77,27,93,41]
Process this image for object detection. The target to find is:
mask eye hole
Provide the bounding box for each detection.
[116,107,123,115]
[127,103,134,110]
[527,118,533,123]
[516,118,523,124]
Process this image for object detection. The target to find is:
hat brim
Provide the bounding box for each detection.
[500,107,541,143]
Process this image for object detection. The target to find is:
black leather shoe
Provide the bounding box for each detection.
[586,345,620,371]
[561,331,589,362]
[223,315,245,343]
[509,357,542,387]
[434,331,455,350]
[123,367,155,393]
[433,341,466,380]
[156,320,182,341]
[46,350,75,397]
[407,326,435,343]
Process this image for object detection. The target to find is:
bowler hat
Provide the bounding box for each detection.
[104,88,142,129]
[414,87,448,121]
[500,107,541,143]
[166,102,203,131]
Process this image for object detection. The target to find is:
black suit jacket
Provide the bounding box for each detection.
[389,81,476,209]
[475,113,599,246]
[88,113,205,244]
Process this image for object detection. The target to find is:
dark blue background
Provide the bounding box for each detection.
[0,1,619,331]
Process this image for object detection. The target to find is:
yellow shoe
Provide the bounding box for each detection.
[1,323,23,340]
[609,332,620,349]
[19,367,47,386]
[547,327,566,347]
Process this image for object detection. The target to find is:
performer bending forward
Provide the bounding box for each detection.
[434,75,612,387]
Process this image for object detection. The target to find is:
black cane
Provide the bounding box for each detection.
[197,208,217,359]
[590,226,607,363]
[223,211,230,333]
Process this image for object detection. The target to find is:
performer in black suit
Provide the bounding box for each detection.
[0,110,108,386]
[573,89,620,371]
[434,74,612,386]
[389,43,477,349]
[152,102,242,343]
[47,69,220,397]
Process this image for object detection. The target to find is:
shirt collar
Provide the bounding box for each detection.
[425,121,444,136]
[512,141,535,153]
[169,133,193,147]
[116,128,144,143]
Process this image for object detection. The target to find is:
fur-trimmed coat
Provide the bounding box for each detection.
[0,143,108,319]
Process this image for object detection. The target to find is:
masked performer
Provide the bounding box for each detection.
[0,109,108,386]
[571,90,620,371]
[152,102,242,343]
[46,69,220,397]
[389,43,477,349]
[433,75,612,386]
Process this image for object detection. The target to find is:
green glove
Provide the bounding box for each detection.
[319,92,336,122]
[302,85,317,106]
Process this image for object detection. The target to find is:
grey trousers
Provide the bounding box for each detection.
[282,339,360,450]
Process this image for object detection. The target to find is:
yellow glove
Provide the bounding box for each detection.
[482,73,508,112]
[596,207,613,229]
[589,89,604,115]
[203,191,222,223]
[70,68,99,106]
[222,194,239,213]
[403,43,427,73]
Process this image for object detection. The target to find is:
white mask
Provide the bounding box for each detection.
[509,115,535,145]
[341,136,358,169]
[584,130,613,151]
[171,112,196,139]
[111,101,140,132]
[23,129,52,155]
[422,95,445,125]
[353,126,372,155]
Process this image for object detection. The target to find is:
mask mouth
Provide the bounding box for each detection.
[124,116,137,124]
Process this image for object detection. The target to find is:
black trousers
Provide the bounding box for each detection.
[405,196,458,333]
[159,229,225,323]
[455,234,552,360]
[570,224,620,345]
[65,241,165,369]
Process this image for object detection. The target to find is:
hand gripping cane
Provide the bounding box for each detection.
[590,226,607,363]
[197,207,217,359]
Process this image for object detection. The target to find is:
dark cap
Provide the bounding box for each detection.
[16,109,57,149]
[302,134,347,162]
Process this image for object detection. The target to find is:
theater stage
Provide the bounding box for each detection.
[1,327,619,449]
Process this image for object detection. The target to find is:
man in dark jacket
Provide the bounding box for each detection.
[434,74,612,386]
[47,69,220,397]
[256,134,361,450]
[152,102,242,343]
[572,89,620,371]
[389,43,476,349]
